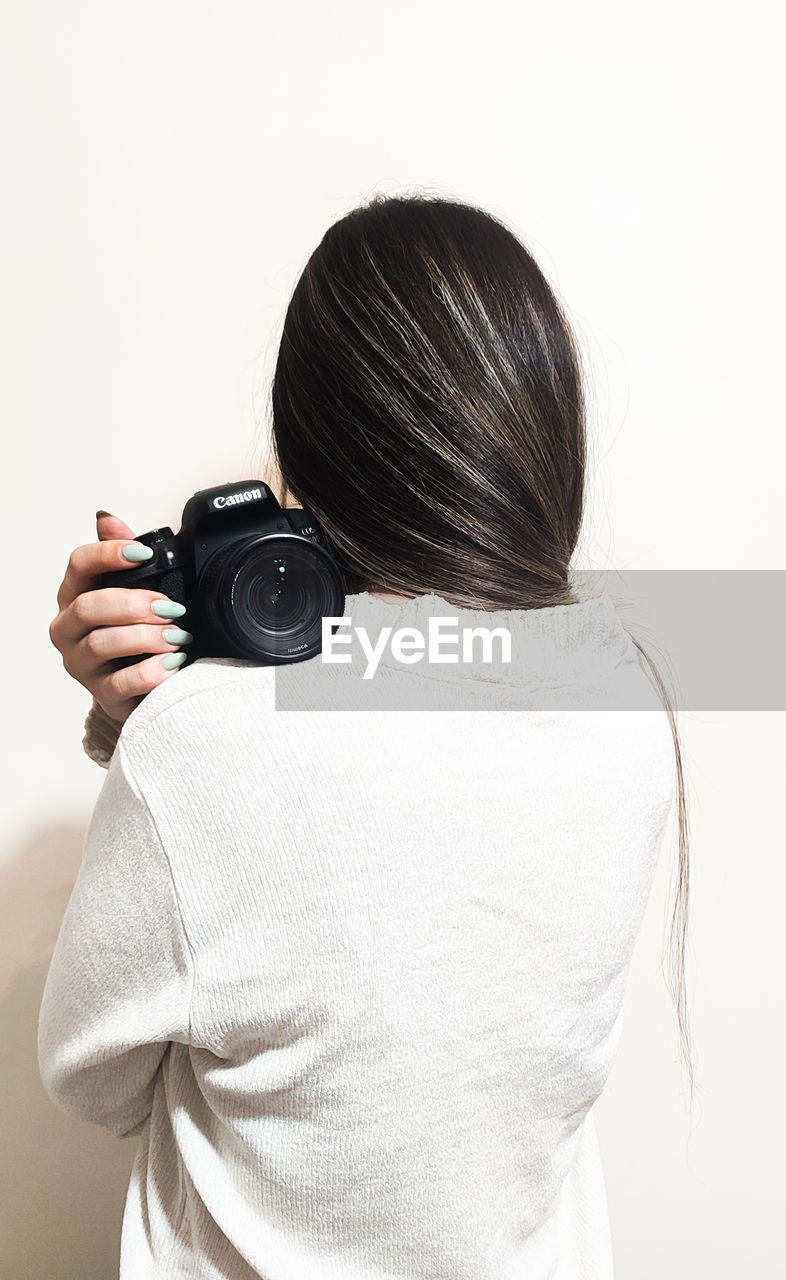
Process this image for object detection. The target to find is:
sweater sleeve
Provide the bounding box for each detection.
[82,696,124,770]
[37,738,195,1138]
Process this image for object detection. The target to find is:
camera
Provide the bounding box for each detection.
[100,480,346,668]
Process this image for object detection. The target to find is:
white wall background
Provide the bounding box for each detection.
[2,1,784,1275]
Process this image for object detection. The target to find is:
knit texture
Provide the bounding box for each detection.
[40,590,677,1279]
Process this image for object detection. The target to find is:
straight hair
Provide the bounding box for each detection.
[267,192,696,1108]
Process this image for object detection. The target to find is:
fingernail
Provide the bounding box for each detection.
[151,600,187,619]
[161,651,187,669]
[121,543,154,562]
[96,509,114,519]
[163,628,193,645]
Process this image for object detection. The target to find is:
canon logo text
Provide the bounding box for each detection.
[212,489,263,509]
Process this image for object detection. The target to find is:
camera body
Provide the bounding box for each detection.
[100,480,346,669]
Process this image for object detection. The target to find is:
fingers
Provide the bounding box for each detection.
[75,620,192,668]
[55,537,151,614]
[51,512,191,727]
[52,586,187,646]
[92,650,191,723]
[96,511,136,542]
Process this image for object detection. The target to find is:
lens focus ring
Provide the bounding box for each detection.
[200,534,344,662]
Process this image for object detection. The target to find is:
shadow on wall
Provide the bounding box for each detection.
[0,822,138,1280]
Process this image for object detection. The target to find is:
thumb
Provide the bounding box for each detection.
[95,509,136,542]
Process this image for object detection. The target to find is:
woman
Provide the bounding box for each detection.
[41,193,692,1279]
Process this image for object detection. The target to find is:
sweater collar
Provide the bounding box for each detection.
[336,588,633,685]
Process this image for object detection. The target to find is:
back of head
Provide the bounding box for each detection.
[270,193,697,1105]
[270,193,587,610]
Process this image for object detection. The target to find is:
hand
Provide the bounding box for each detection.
[49,512,193,727]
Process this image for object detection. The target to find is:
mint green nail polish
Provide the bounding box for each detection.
[161,651,187,669]
[122,543,154,562]
[163,628,193,645]
[151,600,187,619]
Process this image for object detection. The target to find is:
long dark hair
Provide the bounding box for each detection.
[267,192,695,1105]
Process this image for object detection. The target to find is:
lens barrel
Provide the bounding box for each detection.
[201,533,344,662]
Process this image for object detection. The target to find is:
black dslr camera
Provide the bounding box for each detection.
[100,480,346,668]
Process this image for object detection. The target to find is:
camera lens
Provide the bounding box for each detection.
[202,534,344,662]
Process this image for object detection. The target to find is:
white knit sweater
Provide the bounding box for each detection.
[38,590,676,1279]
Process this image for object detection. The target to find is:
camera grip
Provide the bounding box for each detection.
[99,561,189,670]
